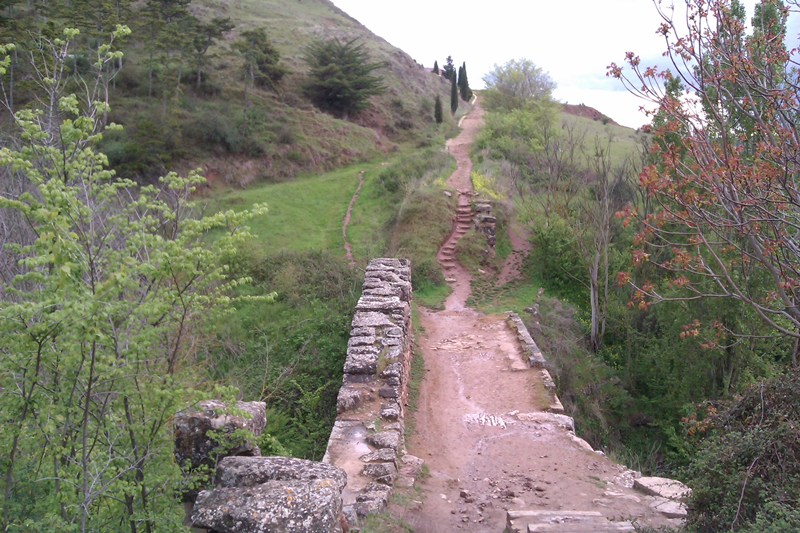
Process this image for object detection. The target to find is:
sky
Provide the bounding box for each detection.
[329,0,795,129]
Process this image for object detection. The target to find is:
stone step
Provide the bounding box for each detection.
[505,510,635,533]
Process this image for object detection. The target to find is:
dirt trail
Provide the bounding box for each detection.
[497,223,532,287]
[343,171,366,265]
[400,99,680,532]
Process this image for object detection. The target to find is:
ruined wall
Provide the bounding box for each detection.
[323,258,424,524]
[507,312,564,413]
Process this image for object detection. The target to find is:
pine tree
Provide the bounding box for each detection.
[434,94,443,123]
[303,38,386,116]
[432,60,439,75]
[450,73,458,114]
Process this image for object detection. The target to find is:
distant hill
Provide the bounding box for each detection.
[561,103,618,126]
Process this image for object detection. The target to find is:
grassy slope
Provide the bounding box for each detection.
[95,0,457,185]
[175,0,455,182]
[210,164,363,259]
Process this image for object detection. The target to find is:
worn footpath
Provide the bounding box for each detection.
[400,98,686,532]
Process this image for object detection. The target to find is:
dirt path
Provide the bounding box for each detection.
[497,222,532,286]
[400,99,680,532]
[343,170,366,265]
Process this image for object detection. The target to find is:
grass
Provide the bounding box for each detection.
[470,278,544,316]
[414,283,451,309]
[206,163,373,259]
[560,111,645,168]
[405,304,428,439]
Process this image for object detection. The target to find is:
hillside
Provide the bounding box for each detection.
[178,0,455,184]
[0,0,456,186]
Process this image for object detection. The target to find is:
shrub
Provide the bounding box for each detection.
[685,369,800,531]
[303,38,385,116]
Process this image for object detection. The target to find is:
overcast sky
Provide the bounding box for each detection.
[330,0,794,129]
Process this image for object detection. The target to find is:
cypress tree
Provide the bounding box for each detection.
[432,60,439,75]
[459,61,472,101]
[442,55,456,81]
[434,94,443,123]
[457,64,465,99]
[450,74,458,114]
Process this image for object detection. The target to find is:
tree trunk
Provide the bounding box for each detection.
[589,248,602,352]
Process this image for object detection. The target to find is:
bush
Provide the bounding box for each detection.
[685,369,800,532]
[530,216,585,304]
[205,251,361,459]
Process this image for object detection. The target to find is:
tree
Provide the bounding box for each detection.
[0,27,267,531]
[450,71,458,114]
[483,58,556,111]
[190,16,234,90]
[303,37,385,116]
[234,27,286,93]
[434,94,443,123]
[442,55,455,81]
[610,0,800,363]
[458,61,472,101]
[140,0,193,99]
[432,59,439,75]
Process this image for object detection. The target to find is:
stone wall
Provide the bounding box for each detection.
[507,312,564,414]
[323,258,424,525]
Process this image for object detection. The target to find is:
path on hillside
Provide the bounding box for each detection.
[343,171,366,265]
[497,223,532,286]
[398,99,680,532]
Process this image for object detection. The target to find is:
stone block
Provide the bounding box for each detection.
[634,477,691,500]
[336,386,370,413]
[215,456,347,492]
[360,448,396,463]
[379,386,400,399]
[362,461,397,482]
[348,335,377,347]
[343,351,378,375]
[174,400,265,471]
[367,430,401,450]
[350,326,375,337]
[380,362,403,379]
[192,479,343,533]
[351,311,397,329]
[380,402,401,420]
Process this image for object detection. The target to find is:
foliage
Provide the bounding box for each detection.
[482,58,556,111]
[303,37,386,116]
[458,62,472,101]
[234,27,286,91]
[0,28,265,531]
[441,55,455,81]
[206,251,361,459]
[432,60,439,75]
[190,16,234,89]
[475,103,557,175]
[685,369,800,532]
[610,0,800,363]
[434,94,443,124]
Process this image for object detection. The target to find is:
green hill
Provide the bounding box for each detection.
[0,0,455,185]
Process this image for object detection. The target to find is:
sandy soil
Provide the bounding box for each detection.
[397,98,679,532]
